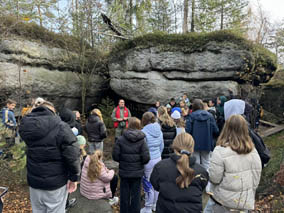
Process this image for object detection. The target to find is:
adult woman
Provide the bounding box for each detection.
[85,109,107,153]
[150,133,208,212]
[204,115,262,212]
[140,112,164,213]
[157,106,176,159]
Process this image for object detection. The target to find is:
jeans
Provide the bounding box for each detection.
[192,151,210,170]
[88,141,103,154]
[29,185,68,213]
[120,177,142,213]
[144,157,161,208]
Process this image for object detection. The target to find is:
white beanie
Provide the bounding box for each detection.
[171,110,181,119]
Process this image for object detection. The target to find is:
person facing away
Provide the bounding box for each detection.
[140,112,164,213]
[85,108,107,153]
[171,110,185,135]
[19,101,81,213]
[185,99,219,170]
[73,110,83,135]
[112,117,150,213]
[150,133,209,213]
[1,99,17,145]
[111,99,131,140]
[216,95,227,131]
[80,150,119,206]
[204,115,262,212]
[59,108,79,136]
[157,106,177,159]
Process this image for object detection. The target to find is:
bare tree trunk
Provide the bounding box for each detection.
[37,5,42,27]
[191,0,195,32]
[220,0,224,30]
[129,0,133,28]
[183,0,189,33]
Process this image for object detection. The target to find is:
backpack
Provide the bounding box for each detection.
[249,128,270,167]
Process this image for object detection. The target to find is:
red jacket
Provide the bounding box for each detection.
[114,106,129,128]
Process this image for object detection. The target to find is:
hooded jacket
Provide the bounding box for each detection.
[209,146,262,210]
[112,129,150,178]
[224,99,245,121]
[142,122,164,160]
[150,154,208,213]
[185,110,219,151]
[19,106,81,190]
[86,114,107,142]
[159,121,177,159]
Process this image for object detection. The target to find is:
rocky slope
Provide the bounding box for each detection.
[109,32,277,104]
[0,37,107,111]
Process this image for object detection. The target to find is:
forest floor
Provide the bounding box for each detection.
[1,129,284,212]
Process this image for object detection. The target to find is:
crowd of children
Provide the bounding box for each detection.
[0,92,269,213]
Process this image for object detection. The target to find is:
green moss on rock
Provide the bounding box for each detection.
[110,30,277,73]
[263,68,284,88]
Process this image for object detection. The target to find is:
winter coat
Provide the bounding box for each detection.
[75,120,83,135]
[85,115,107,142]
[80,156,114,200]
[112,129,150,178]
[1,107,16,129]
[19,106,81,190]
[185,110,219,152]
[150,154,208,213]
[160,123,176,159]
[209,146,262,210]
[142,122,164,160]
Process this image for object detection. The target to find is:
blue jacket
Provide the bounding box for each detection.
[185,110,219,151]
[1,107,17,129]
[142,122,164,160]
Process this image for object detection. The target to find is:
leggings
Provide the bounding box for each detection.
[110,175,118,198]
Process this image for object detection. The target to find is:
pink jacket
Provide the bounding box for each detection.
[80,156,114,200]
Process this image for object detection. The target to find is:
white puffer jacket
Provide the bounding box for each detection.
[209,146,262,210]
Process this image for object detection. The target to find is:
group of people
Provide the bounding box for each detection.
[0,92,269,213]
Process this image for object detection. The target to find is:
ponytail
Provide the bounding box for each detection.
[172,133,195,189]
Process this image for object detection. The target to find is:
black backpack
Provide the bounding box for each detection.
[249,128,270,167]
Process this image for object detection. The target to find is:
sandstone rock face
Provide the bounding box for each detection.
[0,38,107,112]
[109,43,251,104]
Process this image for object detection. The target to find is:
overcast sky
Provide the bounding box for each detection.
[251,0,284,22]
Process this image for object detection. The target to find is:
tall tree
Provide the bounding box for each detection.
[183,0,189,33]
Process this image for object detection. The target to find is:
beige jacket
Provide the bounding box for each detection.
[209,146,262,210]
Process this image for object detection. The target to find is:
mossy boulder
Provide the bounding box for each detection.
[108,31,277,104]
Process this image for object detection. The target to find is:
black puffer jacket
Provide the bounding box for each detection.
[19,106,81,190]
[150,154,208,213]
[160,124,176,159]
[112,129,150,178]
[85,115,107,142]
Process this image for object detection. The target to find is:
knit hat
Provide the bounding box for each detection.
[166,104,171,109]
[77,135,86,145]
[171,110,181,119]
[34,97,44,107]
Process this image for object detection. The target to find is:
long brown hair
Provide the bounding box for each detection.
[171,133,195,189]
[157,106,175,127]
[87,150,103,182]
[128,117,141,130]
[217,114,254,154]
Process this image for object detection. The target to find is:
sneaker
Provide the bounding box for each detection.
[152,204,156,212]
[109,196,119,205]
[140,207,152,213]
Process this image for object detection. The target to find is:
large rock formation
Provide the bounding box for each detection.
[0,37,107,112]
[109,32,277,104]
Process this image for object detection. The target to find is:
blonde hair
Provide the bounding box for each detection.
[91,108,103,122]
[217,115,254,154]
[87,150,103,182]
[171,133,195,189]
[158,106,175,127]
[174,118,185,128]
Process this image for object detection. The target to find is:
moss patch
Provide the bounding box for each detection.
[109,30,277,76]
[0,16,83,52]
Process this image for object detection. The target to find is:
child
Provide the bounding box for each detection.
[171,110,185,135]
[150,133,208,212]
[1,99,17,146]
[112,117,150,213]
[80,150,119,205]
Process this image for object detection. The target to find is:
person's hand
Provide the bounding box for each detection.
[67,181,77,193]
[123,117,128,121]
[117,118,123,122]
